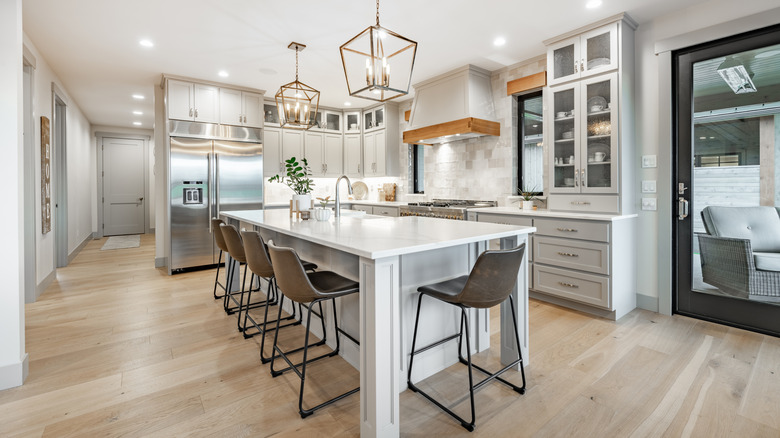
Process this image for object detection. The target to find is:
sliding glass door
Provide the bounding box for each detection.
[674,24,780,336]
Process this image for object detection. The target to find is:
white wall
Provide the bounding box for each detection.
[0,0,27,391]
[633,0,780,312]
[22,35,93,290]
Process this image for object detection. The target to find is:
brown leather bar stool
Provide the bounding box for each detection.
[211,218,230,300]
[240,229,319,363]
[219,223,266,324]
[407,244,527,432]
[267,240,360,418]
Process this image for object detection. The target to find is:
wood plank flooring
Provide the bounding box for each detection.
[2,234,779,437]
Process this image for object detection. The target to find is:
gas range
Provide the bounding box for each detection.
[399,199,497,220]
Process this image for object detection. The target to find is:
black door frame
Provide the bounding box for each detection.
[673,23,780,337]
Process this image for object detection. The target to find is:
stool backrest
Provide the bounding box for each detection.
[219,223,246,263]
[212,218,229,253]
[267,241,318,304]
[241,230,275,279]
[457,244,526,308]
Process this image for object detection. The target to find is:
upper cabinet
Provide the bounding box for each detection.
[167,80,219,123]
[361,103,399,176]
[219,89,263,128]
[547,23,618,87]
[345,111,361,134]
[363,106,385,133]
[166,78,264,126]
[544,14,636,215]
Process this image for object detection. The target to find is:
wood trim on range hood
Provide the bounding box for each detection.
[403,117,500,145]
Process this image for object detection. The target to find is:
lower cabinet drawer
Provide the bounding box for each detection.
[534,236,609,275]
[477,213,533,227]
[373,206,399,217]
[533,264,610,309]
[534,218,610,242]
[548,195,619,214]
[351,205,373,213]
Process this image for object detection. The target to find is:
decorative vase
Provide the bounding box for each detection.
[522,200,534,210]
[292,193,312,212]
[312,207,332,221]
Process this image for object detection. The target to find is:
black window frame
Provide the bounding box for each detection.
[411,144,424,194]
[517,90,544,196]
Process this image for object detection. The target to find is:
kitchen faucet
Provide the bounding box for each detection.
[335,175,353,217]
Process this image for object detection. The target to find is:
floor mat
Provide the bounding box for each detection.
[101,235,141,250]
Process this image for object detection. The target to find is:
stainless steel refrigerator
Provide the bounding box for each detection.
[169,124,263,271]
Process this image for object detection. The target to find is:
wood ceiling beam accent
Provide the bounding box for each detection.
[507,71,547,96]
[402,117,500,144]
[404,110,410,121]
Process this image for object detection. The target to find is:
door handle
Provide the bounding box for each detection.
[581,168,586,187]
[208,153,213,232]
[195,108,199,118]
[215,153,220,217]
[189,107,193,117]
[574,169,579,187]
[678,197,689,220]
[138,197,144,202]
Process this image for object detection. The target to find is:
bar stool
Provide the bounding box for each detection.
[267,240,360,418]
[211,218,230,300]
[219,223,265,322]
[407,244,527,432]
[240,229,319,363]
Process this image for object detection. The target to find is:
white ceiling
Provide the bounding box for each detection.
[22,0,707,129]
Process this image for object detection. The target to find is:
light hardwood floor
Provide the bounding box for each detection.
[2,234,779,437]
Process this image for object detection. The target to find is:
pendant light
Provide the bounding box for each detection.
[339,0,417,102]
[275,42,320,130]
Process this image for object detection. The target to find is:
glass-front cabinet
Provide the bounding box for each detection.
[547,23,618,86]
[345,111,361,133]
[264,103,280,125]
[549,72,618,194]
[363,105,385,132]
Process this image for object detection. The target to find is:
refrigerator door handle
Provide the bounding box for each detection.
[207,152,213,232]
[215,153,220,218]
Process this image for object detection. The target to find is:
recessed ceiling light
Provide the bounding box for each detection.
[493,37,506,47]
[132,94,145,100]
[132,111,143,115]
[344,102,351,106]
[139,39,154,48]
[218,70,229,78]
[133,122,142,126]
[586,0,602,8]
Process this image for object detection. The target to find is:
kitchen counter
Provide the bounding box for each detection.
[222,209,534,437]
[264,199,407,209]
[475,206,638,221]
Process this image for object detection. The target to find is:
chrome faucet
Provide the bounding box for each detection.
[335,175,353,217]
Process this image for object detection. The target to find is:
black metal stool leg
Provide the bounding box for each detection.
[213,250,225,299]
[222,257,234,313]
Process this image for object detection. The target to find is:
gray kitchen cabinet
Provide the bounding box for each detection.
[263,127,281,176]
[167,79,219,123]
[477,211,636,320]
[219,88,263,128]
[305,132,343,177]
[361,102,399,177]
[344,134,362,177]
[351,205,373,214]
[372,206,399,217]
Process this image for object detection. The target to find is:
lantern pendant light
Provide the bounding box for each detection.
[339,0,417,102]
[275,42,320,130]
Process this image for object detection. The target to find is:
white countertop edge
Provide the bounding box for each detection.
[474,207,638,221]
[264,200,407,208]
[222,210,536,259]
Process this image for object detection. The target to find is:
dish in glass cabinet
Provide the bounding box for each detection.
[561,131,574,139]
[588,143,610,161]
[587,57,610,69]
[587,96,607,113]
[352,181,368,200]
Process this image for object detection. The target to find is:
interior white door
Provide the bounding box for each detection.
[103,137,145,236]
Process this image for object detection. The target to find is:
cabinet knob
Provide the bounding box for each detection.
[195,108,199,118]
[189,108,193,117]
[558,281,579,289]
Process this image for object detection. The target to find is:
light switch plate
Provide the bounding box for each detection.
[642,197,657,211]
[642,180,656,193]
[642,155,657,168]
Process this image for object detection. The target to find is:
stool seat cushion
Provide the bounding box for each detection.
[308,271,359,299]
[754,252,780,272]
[418,276,468,304]
[302,261,318,272]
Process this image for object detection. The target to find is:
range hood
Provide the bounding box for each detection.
[403,65,499,145]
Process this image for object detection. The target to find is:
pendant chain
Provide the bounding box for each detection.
[376,0,380,26]
[295,47,299,82]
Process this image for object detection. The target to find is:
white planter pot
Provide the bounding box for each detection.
[312,208,332,221]
[292,193,312,211]
[522,200,534,210]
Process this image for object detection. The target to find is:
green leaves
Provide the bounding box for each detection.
[269,156,314,195]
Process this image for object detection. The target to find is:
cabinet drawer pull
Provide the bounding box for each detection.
[558,281,579,289]
[557,252,579,257]
[570,201,591,205]
[556,227,578,232]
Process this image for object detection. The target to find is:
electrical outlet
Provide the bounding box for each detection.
[642,180,656,193]
[642,198,657,211]
[642,155,657,168]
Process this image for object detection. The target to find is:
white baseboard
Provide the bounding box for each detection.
[68,234,92,264]
[155,257,167,269]
[636,293,659,313]
[0,353,28,391]
[35,269,56,301]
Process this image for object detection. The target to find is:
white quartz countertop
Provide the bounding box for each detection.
[264,200,406,209]
[474,207,638,221]
[223,209,535,259]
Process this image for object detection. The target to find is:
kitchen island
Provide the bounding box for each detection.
[222,209,535,438]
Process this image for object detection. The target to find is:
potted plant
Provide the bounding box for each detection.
[313,196,332,221]
[269,157,314,210]
[519,185,538,210]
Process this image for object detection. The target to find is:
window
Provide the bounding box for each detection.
[517,92,544,194]
[410,144,424,193]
